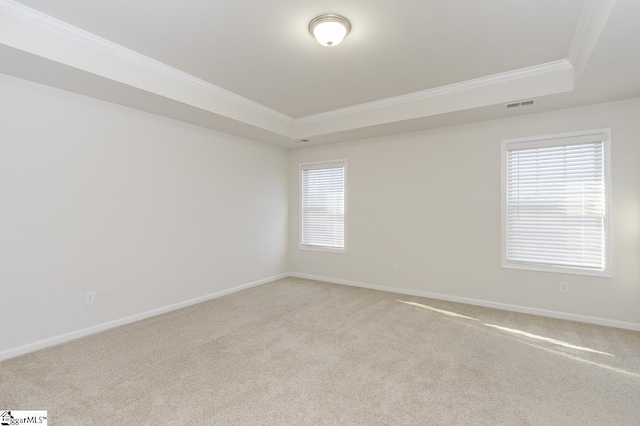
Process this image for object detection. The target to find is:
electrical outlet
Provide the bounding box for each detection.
[392,263,398,273]
[559,282,569,293]
[85,291,95,305]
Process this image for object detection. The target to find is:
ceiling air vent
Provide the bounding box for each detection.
[506,99,536,109]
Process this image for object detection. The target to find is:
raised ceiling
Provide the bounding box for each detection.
[10,0,585,117]
[1,0,638,148]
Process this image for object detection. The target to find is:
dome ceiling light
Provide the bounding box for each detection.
[309,14,351,47]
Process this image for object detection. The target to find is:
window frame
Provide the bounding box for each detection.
[501,129,612,277]
[299,159,348,254]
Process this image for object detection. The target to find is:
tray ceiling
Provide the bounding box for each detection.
[1,0,638,148]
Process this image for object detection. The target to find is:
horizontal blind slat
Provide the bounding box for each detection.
[505,140,606,270]
[301,163,345,249]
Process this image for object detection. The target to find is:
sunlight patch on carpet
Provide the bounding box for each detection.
[523,342,639,379]
[397,299,615,357]
[397,300,479,321]
[483,323,614,357]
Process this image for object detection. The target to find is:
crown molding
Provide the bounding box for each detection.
[0,0,293,123]
[294,60,573,125]
[569,0,598,61]
[2,0,613,145]
[568,0,618,82]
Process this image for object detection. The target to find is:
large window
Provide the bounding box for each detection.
[501,129,611,276]
[300,160,346,252]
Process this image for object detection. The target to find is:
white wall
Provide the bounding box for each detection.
[289,98,640,327]
[2,72,638,360]
[0,73,288,354]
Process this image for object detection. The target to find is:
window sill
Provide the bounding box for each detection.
[299,245,347,254]
[502,261,612,278]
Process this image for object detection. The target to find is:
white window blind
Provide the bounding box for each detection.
[301,161,345,251]
[503,130,611,275]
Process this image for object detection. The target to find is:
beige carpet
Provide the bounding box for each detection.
[1,277,639,425]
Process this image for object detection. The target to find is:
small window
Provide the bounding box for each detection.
[300,160,346,252]
[501,129,611,277]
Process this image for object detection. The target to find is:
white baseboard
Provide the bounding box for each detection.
[0,273,289,362]
[4,271,637,362]
[289,272,640,332]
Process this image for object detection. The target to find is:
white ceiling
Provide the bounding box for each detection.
[1,0,639,148]
[11,0,585,117]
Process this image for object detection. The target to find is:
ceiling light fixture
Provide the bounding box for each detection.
[309,14,351,47]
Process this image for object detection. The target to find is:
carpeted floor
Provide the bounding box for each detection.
[1,277,639,425]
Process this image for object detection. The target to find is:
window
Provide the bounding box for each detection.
[501,129,611,277]
[300,160,346,252]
